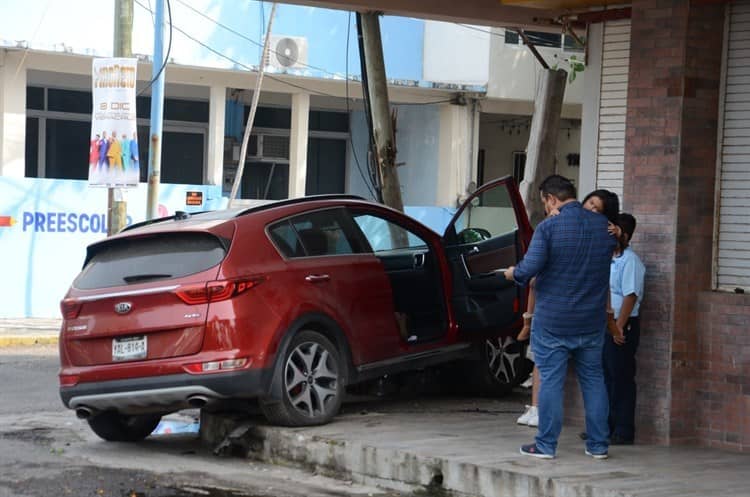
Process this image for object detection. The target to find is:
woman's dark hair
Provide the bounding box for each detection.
[583,189,620,225]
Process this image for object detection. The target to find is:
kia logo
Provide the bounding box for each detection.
[114,302,132,315]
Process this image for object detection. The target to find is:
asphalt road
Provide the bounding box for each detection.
[0,346,400,497]
[0,344,61,415]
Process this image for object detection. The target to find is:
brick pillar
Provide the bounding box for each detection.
[623,0,725,444]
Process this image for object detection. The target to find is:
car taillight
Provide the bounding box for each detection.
[60,299,82,319]
[184,357,250,374]
[175,277,264,305]
[59,374,79,387]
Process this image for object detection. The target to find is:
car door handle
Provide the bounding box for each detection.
[305,274,330,283]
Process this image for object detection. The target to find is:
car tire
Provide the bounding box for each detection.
[465,335,533,396]
[260,330,344,427]
[87,411,162,442]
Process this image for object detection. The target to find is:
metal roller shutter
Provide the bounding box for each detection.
[717,0,750,290]
[596,19,630,198]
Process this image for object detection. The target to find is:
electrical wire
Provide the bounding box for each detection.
[345,11,377,200]
[454,22,574,49]
[260,1,265,61]
[134,1,458,104]
[136,0,173,97]
[133,0,340,98]
[172,0,341,78]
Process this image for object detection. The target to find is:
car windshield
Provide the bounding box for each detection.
[74,233,226,289]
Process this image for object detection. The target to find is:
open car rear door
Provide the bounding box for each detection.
[442,176,533,334]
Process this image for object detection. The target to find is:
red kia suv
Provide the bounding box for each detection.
[59,177,533,441]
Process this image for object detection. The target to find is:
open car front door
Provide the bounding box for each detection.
[443,176,533,334]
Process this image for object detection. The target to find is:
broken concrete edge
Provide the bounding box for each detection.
[200,413,640,497]
[0,335,59,347]
[255,428,640,497]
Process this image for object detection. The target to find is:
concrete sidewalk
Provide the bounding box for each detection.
[212,395,750,497]
[0,318,60,347]
[4,319,747,496]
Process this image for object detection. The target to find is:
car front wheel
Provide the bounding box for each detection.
[260,330,344,426]
[87,411,162,442]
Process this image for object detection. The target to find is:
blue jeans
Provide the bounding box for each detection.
[532,323,609,456]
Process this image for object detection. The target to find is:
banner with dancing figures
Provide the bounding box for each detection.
[89,58,140,187]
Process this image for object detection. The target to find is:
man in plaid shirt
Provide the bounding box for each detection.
[505,175,616,460]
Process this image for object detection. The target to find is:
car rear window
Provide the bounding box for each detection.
[74,233,226,289]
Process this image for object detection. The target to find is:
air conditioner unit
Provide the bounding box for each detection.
[266,35,308,70]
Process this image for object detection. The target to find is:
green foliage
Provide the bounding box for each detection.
[552,53,586,84]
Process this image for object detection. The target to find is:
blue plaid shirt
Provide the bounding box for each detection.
[513,201,617,335]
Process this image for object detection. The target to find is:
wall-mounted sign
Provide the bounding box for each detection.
[186,191,203,206]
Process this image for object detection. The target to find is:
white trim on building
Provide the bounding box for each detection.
[595,19,631,199]
[716,0,750,290]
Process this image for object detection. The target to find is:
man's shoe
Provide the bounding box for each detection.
[585,449,609,460]
[610,434,634,445]
[520,443,554,459]
[516,405,537,425]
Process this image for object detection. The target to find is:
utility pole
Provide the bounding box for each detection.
[519,68,567,226]
[108,0,133,235]
[357,12,403,212]
[228,3,277,208]
[146,0,166,220]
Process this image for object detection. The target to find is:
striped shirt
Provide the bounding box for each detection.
[513,201,617,335]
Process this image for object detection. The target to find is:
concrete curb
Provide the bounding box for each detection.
[197,412,644,497]
[247,426,636,497]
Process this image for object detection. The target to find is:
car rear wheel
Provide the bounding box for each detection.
[87,411,162,442]
[465,335,533,396]
[260,330,344,426]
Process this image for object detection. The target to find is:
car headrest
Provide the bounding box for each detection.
[298,228,329,256]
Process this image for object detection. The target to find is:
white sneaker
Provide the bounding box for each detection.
[520,376,534,389]
[526,407,538,427]
[516,405,538,426]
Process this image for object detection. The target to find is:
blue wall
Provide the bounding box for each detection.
[0,178,225,318]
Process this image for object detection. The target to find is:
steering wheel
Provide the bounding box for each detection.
[457,227,492,244]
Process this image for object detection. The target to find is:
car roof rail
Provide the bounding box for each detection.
[120,194,368,233]
[234,194,367,218]
[121,210,206,233]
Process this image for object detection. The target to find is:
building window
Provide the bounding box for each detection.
[309,110,349,132]
[306,138,346,195]
[136,96,210,122]
[45,119,90,180]
[47,88,92,114]
[25,118,39,178]
[240,162,289,200]
[246,106,292,129]
[27,87,44,111]
[27,85,209,184]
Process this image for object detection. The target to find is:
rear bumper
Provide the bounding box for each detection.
[60,368,272,415]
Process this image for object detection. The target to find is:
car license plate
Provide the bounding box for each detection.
[112,335,147,361]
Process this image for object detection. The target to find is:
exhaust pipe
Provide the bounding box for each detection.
[187,395,208,408]
[76,407,94,419]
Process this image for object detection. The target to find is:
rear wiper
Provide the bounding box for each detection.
[123,273,172,283]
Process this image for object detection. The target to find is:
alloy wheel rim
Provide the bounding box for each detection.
[486,336,522,384]
[284,341,339,418]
